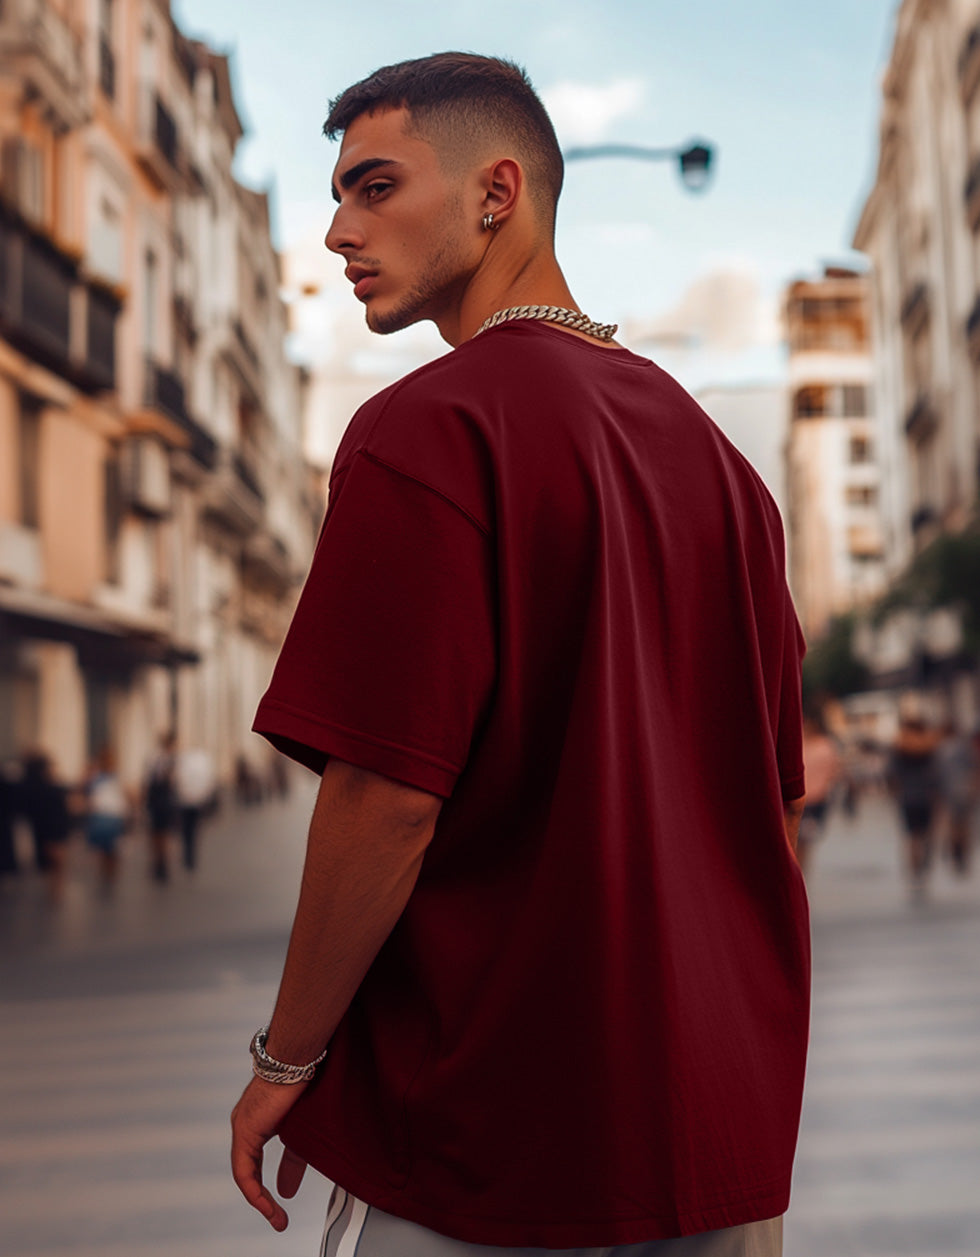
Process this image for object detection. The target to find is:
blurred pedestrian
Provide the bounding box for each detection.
[0,758,21,878]
[235,754,263,807]
[799,714,841,876]
[145,732,178,883]
[84,747,128,888]
[174,745,215,872]
[20,751,74,899]
[936,721,978,877]
[888,714,941,898]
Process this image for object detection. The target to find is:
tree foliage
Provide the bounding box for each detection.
[802,612,869,705]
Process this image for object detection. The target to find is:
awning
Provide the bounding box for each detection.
[0,585,200,670]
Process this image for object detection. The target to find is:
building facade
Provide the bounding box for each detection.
[784,267,885,638]
[0,0,319,790]
[853,0,980,578]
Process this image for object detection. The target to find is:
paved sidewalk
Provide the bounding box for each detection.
[788,793,980,1257]
[1,780,978,1256]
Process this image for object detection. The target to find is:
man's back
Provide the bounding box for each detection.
[255,320,809,1247]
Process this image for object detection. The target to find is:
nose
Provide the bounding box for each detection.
[324,204,364,256]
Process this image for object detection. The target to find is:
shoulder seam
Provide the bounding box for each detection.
[358,450,492,537]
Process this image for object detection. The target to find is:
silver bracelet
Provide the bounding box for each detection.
[249,1024,329,1085]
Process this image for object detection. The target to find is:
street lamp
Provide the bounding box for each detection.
[563,140,716,193]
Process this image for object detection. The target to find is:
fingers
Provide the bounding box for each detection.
[230,1104,289,1232]
[277,1147,309,1199]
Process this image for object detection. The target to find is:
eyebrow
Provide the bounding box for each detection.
[331,157,402,203]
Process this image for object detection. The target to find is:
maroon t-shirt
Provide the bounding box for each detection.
[254,321,809,1247]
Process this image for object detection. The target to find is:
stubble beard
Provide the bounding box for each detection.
[366,210,472,336]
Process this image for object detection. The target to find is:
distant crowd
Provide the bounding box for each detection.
[800,701,979,898]
[0,736,290,899]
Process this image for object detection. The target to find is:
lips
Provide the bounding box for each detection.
[345,264,378,300]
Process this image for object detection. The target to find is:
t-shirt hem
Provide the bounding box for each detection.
[286,1128,789,1247]
[252,696,460,798]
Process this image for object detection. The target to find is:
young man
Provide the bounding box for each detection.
[231,53,809,1257]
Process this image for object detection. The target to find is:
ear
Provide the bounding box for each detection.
[480,158,522,226]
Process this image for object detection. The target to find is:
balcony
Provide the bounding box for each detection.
[202,453,265,536]
[243,532,292,593]
[904,393,938,444]
[967,295,980,364]
[137,89,182,192]
[143,356,218,469]
[900,281,930,340]
[960,22,980,104]
[222,316,263,404]
[0,208,119,391]
[0,0,87,130]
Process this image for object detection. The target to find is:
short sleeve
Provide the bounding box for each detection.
[777,598,806,802]
[253,451,496,797]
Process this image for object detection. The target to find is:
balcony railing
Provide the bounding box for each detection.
[143,356,218,469]
[0,210,121,391]
[960,22,980,103]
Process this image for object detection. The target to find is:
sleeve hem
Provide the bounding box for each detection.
[253,697,460,798]
[780,772,806,802]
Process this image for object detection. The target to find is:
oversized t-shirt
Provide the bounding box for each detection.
[254,320,809,1248]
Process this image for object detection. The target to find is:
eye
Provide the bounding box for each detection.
[364,181,393,202]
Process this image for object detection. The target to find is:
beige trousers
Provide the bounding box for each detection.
[320,1186,783,1257]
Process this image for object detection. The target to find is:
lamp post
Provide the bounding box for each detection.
[563,140,715,193]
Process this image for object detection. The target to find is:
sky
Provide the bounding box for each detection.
[172,0,899,462]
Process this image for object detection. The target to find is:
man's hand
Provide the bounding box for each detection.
[230,1076,309,1232]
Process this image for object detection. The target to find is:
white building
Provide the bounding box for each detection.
[0,0,319,791]
[783,268,885,638]
[853,0,980,576]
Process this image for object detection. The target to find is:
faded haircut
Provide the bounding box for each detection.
[324,52,564,236]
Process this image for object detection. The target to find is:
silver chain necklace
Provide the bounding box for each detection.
[475,304,618,342]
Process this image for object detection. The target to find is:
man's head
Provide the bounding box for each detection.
[325,53,563,235]
[323,54,564,339]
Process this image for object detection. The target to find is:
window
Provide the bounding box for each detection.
[104,449,123,585]
[794,385,829,419]
[846,485,877,507]
[1,138,44,226]
[849,436,873,464]
[18,395,41,529]
[90,196,122,283]
[98,0,116,99]
[843,385,868,417]
[143,248,158,354]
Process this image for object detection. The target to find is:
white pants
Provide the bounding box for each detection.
[320,1186,783,1257]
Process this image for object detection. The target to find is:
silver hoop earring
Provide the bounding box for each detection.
[482,212,496,232]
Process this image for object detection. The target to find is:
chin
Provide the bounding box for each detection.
[366,303,425,336]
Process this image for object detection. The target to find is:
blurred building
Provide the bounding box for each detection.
[784,267,885,637]
[0,0,320,789]
[853,0,980,575]
[694,384,788,517]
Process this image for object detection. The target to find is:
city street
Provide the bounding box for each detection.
[1,777,978,1257]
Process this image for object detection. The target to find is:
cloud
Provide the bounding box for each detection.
[542,78,646,147]
[624,267,774,355]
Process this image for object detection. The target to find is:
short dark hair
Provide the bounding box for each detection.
[324,52,564,234]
